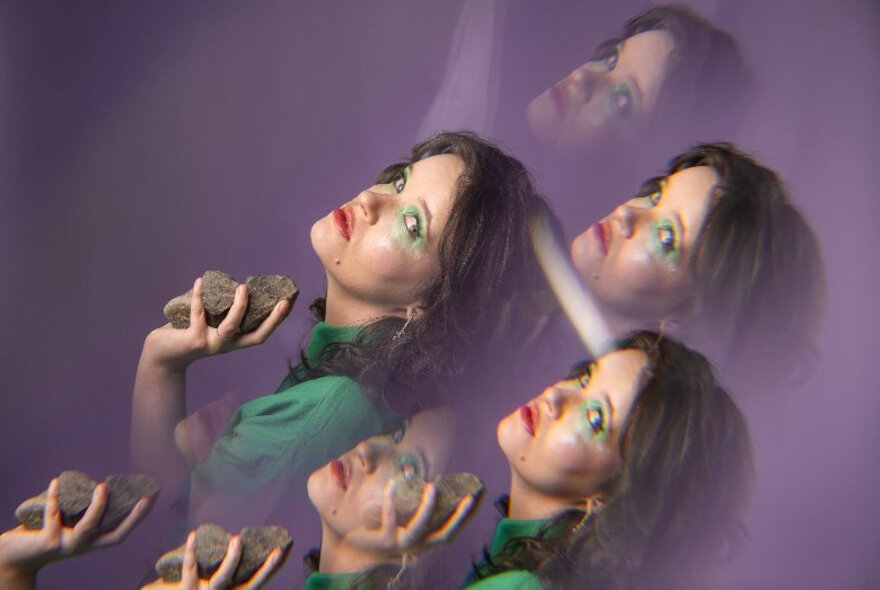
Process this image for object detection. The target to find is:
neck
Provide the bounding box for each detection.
[507,471,586,521]
[323,279,405,326]
[318,522,401,575]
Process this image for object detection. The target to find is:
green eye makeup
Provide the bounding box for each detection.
[580,399,608,441]
[651,219,679,263]
[396,206,425,249]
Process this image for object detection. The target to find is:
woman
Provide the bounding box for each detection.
[130,131,547,522]
[558,142,824,387]
[465,331,754,589]
[526,4,753,152]
[302,408,475,589]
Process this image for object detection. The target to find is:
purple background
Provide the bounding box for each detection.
[1,1,878,588]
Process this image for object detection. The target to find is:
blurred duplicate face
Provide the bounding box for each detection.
[570,166,716,323]
[497,350,647,502]
[308,409,455,540]
[527,30,675,150]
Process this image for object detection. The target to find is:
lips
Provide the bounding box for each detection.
[332,207,352,241]
[330,458,349,490]
[593,219,609,256]
[519,404,536,436]
[548,83,568,120]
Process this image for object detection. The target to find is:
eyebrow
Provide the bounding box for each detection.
[419,196,432,239]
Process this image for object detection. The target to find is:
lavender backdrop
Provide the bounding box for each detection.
[1,1,877,588]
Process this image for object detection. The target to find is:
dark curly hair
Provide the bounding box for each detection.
[471,331,754,589]
[293,131,550,414]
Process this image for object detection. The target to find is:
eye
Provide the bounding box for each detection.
[589,40,620,71]
[585,402,606,434]
[393,175,406,193]
[577,363,594,388]
[632,178,664,208]
[396,454,422,483]
[403,213,421,239]
[656,221,677,255]
[390,427,405,444]
[610,85,634,121]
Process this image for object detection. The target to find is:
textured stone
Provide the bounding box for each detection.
[234,526,293,584]
[155,524,231,582]
[163,271,297,332]
[15,471,96,529]
[392,473,484,533]
[155,524,292,583]
[98,474,159,533]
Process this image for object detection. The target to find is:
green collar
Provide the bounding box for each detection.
[303,571,357,590]
[489,518,549,556]
[306,321,363,361]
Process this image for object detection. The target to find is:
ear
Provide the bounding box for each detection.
[404,304,426,322]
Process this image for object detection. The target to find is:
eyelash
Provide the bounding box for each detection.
[396,454,422,483]
[653,220,679,260]
[610,85,634,121]
[577,363,594,388]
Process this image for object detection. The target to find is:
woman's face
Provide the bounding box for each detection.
[308,410,454,541]
[497,349,647,500]
[570,165,717,322]
[526,30,675,150]
[311,154,464,315]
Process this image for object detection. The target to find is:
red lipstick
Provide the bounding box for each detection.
[333,207,352,241]
[330,458,348,490]
[548,83,568,120]
[593,220,609,256]
[519,404,536,436]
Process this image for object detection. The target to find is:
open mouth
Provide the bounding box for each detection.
[332,207,352,240]
[519,404,536,436]
[330,458,349,490]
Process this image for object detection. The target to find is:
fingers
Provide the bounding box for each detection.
[42,478,62,542]
[237,299,291,348]
[97,495,154,547]
[71,483,107,543]
[216,285,249,342]
[208,535,242,589]
[399,482,437,549]
[190,278,206,328]
[180,531,200,589]
[426,494,476,545]
[241,548,285,590]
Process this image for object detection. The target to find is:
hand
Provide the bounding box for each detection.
[145,278,292,372]
[0,478,154,578]
[141,531,286,590]
[343,480,477,558]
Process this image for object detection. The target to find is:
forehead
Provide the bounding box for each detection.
[399,409,455,472]
[409,154,464,194]
[591,349,648,418]
[618,29,676,112]
[662,165,717,244]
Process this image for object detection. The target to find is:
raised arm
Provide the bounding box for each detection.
[130,278,290,494]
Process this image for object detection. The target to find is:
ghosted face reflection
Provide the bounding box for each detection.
[497,350,646,500]
[527,30,675,149]
[570,165,716,323]
[307,410,454,543]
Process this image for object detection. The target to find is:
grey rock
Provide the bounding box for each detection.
[234,526,293,584]
[98,474,159,533]
[163,271,297,332]
[15,471,96,529]
[155,524,231,582]
[392,473,484,533]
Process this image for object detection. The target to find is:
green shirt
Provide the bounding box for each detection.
[303,571,357,590]
[462,518,548,589]
[191,322,399,499]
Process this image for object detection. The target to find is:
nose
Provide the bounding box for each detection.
[356,189,384,226]
[567,66,607,104]
[356,440,379,474]
[543,387,567,420]
[610,202,638,239]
